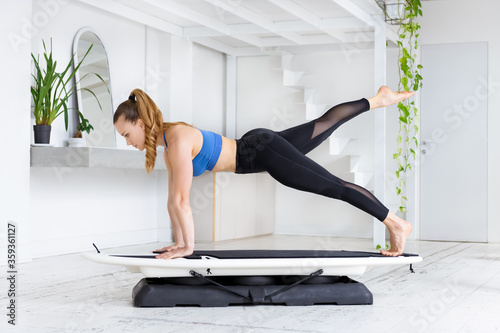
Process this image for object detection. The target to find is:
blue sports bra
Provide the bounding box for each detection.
[163,128,223,177]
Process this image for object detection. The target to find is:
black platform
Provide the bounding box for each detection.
[129,250,418,307]
[132,274,373,307]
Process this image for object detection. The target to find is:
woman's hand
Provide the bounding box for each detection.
[154,243,184,253]
[155,246,194,260]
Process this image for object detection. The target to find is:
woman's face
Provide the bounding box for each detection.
[114,115,146,151]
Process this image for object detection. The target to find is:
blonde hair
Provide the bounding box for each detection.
[114,88,192,173]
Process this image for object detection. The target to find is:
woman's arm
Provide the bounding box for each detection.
[154,150,184,252]
[155,134,195,260]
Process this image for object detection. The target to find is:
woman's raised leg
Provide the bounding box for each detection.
[277,98,370,155]
[277,86,414,155]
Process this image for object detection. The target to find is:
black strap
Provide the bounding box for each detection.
[264,269,323,300]
[189,270,251,301]
[189,269,325,304]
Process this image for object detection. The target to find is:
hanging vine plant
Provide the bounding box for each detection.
[376,0,424,213]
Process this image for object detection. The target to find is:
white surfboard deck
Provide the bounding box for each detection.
[82,251,423,278]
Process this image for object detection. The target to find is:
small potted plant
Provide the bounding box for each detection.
[68,112,94,147]
[31,39,105,144]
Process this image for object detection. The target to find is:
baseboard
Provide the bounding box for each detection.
[26,229,159,259]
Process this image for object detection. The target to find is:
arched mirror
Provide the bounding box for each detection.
[73,27,115,147]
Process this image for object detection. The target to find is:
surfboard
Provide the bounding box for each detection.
[82,249,423,278]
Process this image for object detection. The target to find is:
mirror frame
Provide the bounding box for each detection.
[73,26,115,147]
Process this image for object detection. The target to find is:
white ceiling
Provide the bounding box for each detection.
[79,0,398,56]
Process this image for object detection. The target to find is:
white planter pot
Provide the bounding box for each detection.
[68,137,86,147]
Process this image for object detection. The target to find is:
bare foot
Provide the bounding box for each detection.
[380,211,413,256]
[153,243,184,253]
[367,86,415,110]
[155,246,194,260]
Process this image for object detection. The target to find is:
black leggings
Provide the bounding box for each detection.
[235,98,389,222]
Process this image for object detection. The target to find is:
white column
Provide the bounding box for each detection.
[169,35,193,123]
[225,54,237,139]
[145,27,171,118]
[0,1,33,262]
[373,20,387,248]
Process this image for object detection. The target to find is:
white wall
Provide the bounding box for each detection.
[192,44,225,134]
[30,168,160,256]
[419,0,500,242]
[17,0,227,257]
[0,2,33,263]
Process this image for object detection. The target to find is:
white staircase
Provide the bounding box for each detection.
[277,54,374,191]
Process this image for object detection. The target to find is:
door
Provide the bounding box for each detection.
[420,42,487,242]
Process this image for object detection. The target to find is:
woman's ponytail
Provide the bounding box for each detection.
[130,89,163,173]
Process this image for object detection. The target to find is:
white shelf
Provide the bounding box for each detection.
[30,147,166,170]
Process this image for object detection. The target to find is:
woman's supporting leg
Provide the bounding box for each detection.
[254,132,413,255]
[254,132,389,221]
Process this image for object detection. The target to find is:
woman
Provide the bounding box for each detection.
[114,86,414,260]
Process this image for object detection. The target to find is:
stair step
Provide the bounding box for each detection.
[283,69,305,87]
[323,155,351,172]
[329,137,357,155]
[281,54,293,70]
[341,172,374,191]
[350,155,360,172]
[354,172,374,189]
[306,103,328,120]
[304,86,314,104]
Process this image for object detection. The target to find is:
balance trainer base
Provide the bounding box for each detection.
[132,275,373,307]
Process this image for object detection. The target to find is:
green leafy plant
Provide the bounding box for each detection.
[376,244,390,250]
[376,0,423,213]
[73,112,94,138]
[31,39,105,132]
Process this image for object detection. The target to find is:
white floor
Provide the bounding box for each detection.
[2,235,500,333]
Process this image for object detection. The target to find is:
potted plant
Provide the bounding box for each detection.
[31,39,104,144]
[68,112,94,147]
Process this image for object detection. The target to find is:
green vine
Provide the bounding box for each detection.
[376,0,423,213]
